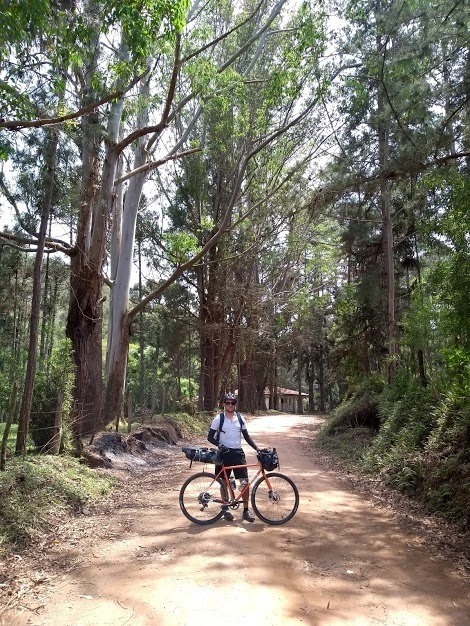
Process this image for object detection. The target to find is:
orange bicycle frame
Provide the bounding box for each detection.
[210,460,273,505]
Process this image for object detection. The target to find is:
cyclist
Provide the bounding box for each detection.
[208,392,259,522]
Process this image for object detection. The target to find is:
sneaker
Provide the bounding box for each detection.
[242,509,255,522]
[222,508,234,521]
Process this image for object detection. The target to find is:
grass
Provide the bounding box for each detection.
[112,411,213,437]
[0,423,35,453]
[0,412,209,555]
[316,426,375,469]
[0,453,115,555]
[315,384,470,529]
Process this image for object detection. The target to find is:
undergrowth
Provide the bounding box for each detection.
[0,455,115,555]
[158,411,212,437]
[316,376,470,529]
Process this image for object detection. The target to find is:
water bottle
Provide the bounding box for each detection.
[230,477,236,492]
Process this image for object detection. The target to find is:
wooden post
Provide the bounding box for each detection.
[50,391,63,454]
[127,393,132,433]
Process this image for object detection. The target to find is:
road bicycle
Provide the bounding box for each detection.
[179,447,299,525]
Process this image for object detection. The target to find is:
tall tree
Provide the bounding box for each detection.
[102,0,328,419]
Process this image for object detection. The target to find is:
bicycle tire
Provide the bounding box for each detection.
[179,471,228,525]
[251,472,299,525]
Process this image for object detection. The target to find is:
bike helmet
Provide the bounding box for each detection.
[223,392,237,403]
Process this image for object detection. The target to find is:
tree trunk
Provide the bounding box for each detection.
[318,344,325,413]
[66,15,106,445]
[418,349,427,387]
[39,218,52,369]
[102,68,149,426]
[199,254,224,411]
[67,258,104,439]
[377,25,397,383]
[16,127,59,454]
[297,345,303,414]
[102,310,131,427]
[307,346,315,413]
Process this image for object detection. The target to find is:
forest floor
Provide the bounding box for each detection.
[1,413,470,626]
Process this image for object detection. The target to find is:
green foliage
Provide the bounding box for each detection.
[0,455,114,552]
[1,0,190,125]
[102,0,190,62]
[428,386,470,451]
[29,340,74,452]
[0,0,51,51]
[0,423,34,454]
[363,377,436,469]
[162,231,201,265]
[329,273,386,386]
[319,372,470,526]
[318,376,384,438]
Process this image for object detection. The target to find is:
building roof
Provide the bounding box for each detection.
[264,387,308,397]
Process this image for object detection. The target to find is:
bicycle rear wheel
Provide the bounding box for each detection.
[179,471,228,525]
[251,472,299,525]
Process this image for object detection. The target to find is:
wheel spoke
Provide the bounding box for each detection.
[179,473,226,525]
[251,473,299,525]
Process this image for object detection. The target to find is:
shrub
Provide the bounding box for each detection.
[319,375,384,438]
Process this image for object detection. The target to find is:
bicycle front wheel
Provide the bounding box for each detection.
[251,472,299,525]
[179,472,228,525]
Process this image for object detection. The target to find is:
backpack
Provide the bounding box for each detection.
[215,411,244,442]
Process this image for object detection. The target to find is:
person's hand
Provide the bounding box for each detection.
[219,444,229,454]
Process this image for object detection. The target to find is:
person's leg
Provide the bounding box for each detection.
[233,451,254,522]
[240,484,254,521]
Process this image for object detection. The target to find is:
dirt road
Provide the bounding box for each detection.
[4,414,470,625]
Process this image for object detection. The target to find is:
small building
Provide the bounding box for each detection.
[263,387,308,413]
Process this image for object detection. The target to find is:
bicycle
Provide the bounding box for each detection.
[179,446,299,525]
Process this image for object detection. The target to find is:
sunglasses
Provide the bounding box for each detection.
[224,401,236,405]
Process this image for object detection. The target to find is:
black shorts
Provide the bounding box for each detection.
[215,448,248,480]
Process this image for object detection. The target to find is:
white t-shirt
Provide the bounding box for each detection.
[210,412,246,449]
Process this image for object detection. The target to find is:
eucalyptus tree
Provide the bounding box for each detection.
[152,1,329,411]
[1,0,191,442]
[102,0,330,419]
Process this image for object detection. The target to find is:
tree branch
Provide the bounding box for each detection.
[117,34,182,153]
[307,151,470,212]
[0,71,146,130]
[182,1,265,64]
[0,230,74,255]
[114,147,201,185]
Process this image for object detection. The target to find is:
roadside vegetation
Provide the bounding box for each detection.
[0,412,212,555]
[0,452,115,554]
[317,374,470,529]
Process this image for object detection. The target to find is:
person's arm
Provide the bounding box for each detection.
[242,428,259,451]
[208,414,221,447]
[208,428,219,447]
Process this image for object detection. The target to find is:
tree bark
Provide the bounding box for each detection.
[16,127,59,454]
[297,345,304,414]
[67,34,127,441]
[377,19,397,384]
